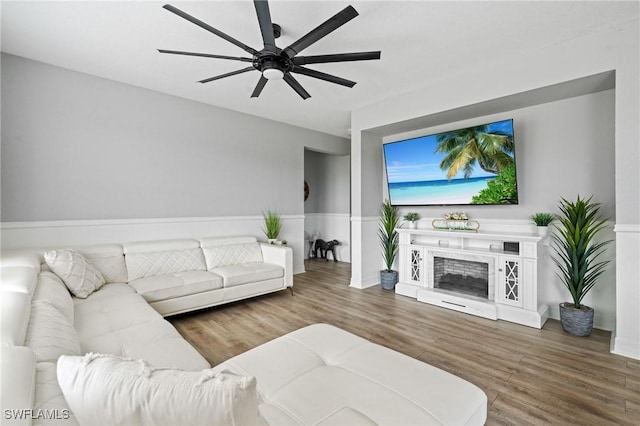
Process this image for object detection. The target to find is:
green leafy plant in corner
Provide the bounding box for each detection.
[379,200,400,272]
[551,195,611,309]
[404,212,420,222]
[471,165,518,204]
[263,210,282,240]
[531,212,555,226]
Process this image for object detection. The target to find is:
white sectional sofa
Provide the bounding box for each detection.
[121,236,292,316]
[1,235,487,425]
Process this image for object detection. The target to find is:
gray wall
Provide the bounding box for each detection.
[1,54,348,222]
[383,89,616,221]
[304,150,350,215]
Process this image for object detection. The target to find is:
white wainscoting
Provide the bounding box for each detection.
[350,216,381,289]
[0,215,307,275]
[303,213,351,263]
[612,224,640,359]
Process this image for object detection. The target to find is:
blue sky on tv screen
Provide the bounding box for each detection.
[384,119,514,184]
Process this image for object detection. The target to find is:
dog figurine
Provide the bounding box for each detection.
[314,239,340,262]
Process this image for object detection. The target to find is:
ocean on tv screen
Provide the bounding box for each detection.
[389,176,495,205]
[383,118,518,206]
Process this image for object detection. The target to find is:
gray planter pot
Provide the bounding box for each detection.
[559,302,594,337]
[380,270,398,290]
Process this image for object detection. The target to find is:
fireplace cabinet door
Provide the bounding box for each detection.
[497,256,523,308]
[404,246,425,286]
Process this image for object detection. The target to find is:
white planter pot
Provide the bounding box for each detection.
[536,226,549,237]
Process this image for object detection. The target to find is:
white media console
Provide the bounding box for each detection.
[396,227,549,328]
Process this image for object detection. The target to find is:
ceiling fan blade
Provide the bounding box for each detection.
[283,74,311,99]
[282,5,358,59]
[292,66,356,88]
[253,1,277,53]
[198,66,255,84]
[251,76,268,98]
[293,51,381,65]
[163,4,259,56]
[158,49,254,62]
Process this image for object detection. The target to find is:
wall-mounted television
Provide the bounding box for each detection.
[383,119,518,206]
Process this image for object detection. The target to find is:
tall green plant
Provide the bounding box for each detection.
[263,210,282,240]
[551,195,611,309]
[379,200,400,272]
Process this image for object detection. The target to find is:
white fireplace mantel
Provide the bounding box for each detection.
[395,228,549,328]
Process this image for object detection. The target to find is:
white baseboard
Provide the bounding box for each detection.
[612,336,640,360]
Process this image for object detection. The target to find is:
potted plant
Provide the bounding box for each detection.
[263,210,282,243]
[403,212,420,229]
[531,212,555,236]
[551,195,611,336]
[379,200,400,290]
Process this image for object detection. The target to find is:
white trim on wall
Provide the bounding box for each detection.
[350,216,381,289]
[0,215,307,274]
[611,223,640,359]
[613,224,640,233]
[304,213,351,262]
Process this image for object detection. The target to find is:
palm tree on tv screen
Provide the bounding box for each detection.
[435,125,514,180]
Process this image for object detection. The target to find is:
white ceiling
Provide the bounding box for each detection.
[1,1,637,137]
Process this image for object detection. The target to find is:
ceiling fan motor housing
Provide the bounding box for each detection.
[254,54,291,75]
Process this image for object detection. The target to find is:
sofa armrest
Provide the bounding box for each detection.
[1,346,36,425]
[260,244,293,287]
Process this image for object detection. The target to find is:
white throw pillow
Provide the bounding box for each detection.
[25,301,81,362]
[57,353,261,426]
[44,249,105,298]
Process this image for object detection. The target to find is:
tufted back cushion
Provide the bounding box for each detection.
[199,237,263,270]
[76,244,127,284]
[123,239,206,282]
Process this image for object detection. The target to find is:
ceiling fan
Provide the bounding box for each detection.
[159,1,381,99]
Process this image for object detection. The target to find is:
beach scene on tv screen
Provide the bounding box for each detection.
[384,119,518,205]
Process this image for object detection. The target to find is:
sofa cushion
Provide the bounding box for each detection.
[74,291,161,338]
[1,346,36,425]
[73,282,136,307]
[216,324,488,426]
[44,249,105,298]
[33,271,74,324]
[0,251,42,270]
[1,291,32,347]
[124,240,206,281]
[74,285,209,371]
[317,407,377,425]
[129,271,223,303]
[57,353,260,426]
[0,266,39,296]
[25,301,80,363]
[76,244,127,284]
[211,263,283,288]
[200,237,263,269]
[34,362,77,425]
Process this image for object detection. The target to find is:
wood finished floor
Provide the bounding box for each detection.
[170,260,640,425]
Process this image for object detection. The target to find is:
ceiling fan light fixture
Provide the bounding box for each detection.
[262,65,284,80]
